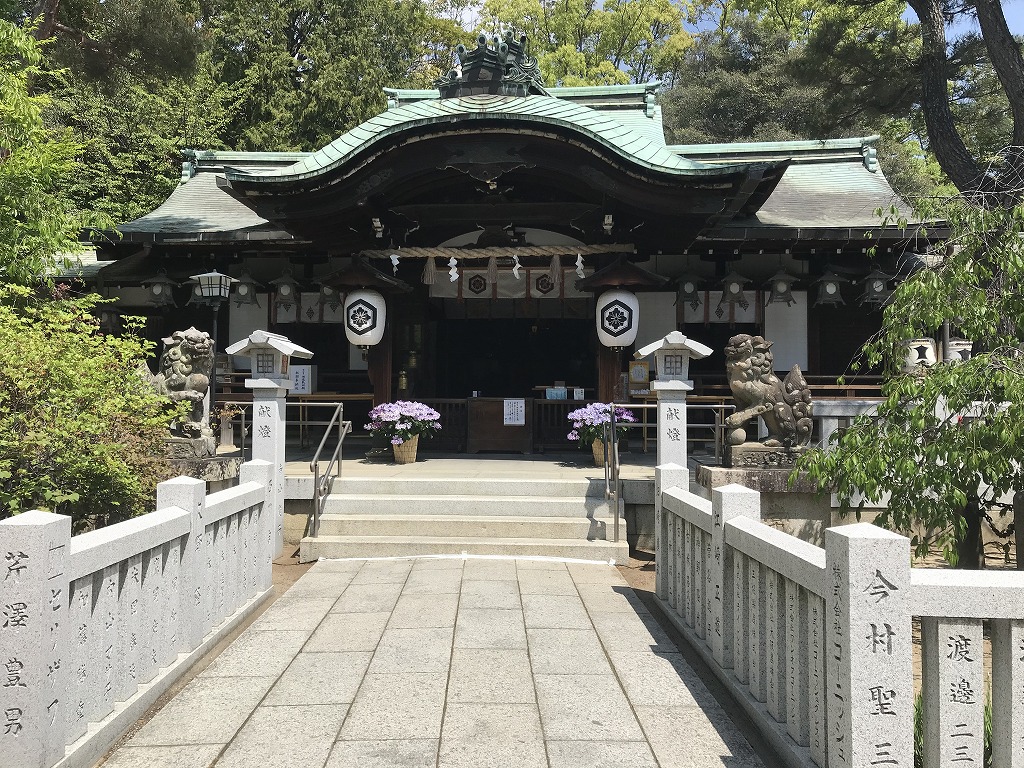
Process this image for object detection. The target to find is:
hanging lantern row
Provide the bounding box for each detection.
[674,269,895,309]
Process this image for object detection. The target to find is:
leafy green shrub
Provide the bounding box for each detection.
[0,284,180,530]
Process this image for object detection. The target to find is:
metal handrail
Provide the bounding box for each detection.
[601,407,621,544]
[310,403,352,538]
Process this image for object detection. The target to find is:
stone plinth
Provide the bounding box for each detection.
[164,436,216,460]
[696,464,831,546]
[167,456,243,487]
[727,442,807,469]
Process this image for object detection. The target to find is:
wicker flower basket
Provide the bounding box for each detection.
[392,434,420,464]
[591,438,608,467]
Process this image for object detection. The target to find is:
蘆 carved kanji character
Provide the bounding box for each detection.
[4,552,28,581]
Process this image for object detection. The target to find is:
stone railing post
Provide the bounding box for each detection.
[824,524,912,768]
[240,459,274,592]
[248,378,287,556]
[156,476,207,652]
[0,510,71,768]
[710,484,760,668]
[654,462,690,602]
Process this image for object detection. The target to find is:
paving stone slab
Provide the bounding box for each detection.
[454,608,527,649]
[368,627,455,673]
[99,744,222,768]
[516,569,579,595]
[527,629,612,675]
[389,593,459,627]
[447,648,535,704]
[330,582,404,613]
[265,651,372,705]
[325,739,439,768]
[130,675,276,746]
[350,561,413,584]
[515,558,569,571]
[588,611,673,651]
[438,703,546,768]
[566,564,630,586]
[634,705,764,768]
[309,559,367,574]
[459,579,521,610]
[284,571,358,598]
[402,567,464,594]
[305,612,390,652]
[201,630,310,678]
[522,594,592,629]
[339,672,448,740]
[248,597,336,631]
[215,704,347,768]
[408,557,465,570]
[575,584,649,613]
[534,674,644,741]
[607,650,716,709]
[546,740,658,768]
[462,559,519,581]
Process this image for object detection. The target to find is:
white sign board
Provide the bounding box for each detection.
[503,399,526,426]
[290,364,312,394]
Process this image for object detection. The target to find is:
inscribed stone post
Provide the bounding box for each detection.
[0,510,71,768]
[240,460,274,592]
[922,617,985,767]
[991,619,1024,768]
[824,524,912,768]
[156,476,207,652]
[710,484,760,669]
[249,381,287,556]
[655,463,689,603]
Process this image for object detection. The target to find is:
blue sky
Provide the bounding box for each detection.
[903,1,1024,35]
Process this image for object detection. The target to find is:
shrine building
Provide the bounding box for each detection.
[85,33,941,450]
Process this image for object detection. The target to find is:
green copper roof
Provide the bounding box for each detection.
[225,94,749,187]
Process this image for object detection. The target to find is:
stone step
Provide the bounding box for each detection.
[328,476,605,498]
[315,514,619,540]
[322,494,618,518]
[300,535,629,562]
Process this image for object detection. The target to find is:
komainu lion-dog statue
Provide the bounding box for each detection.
[724,334,813,451]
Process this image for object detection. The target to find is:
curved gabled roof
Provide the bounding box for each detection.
[224,93,759,189]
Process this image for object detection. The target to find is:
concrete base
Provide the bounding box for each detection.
[726,442,808,469]
[169,455,243,492]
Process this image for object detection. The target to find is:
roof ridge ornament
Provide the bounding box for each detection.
[434,31,548,99]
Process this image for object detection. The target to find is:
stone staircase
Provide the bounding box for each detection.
[299,476,629,561]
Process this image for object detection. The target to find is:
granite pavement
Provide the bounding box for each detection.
[99,555,764,768]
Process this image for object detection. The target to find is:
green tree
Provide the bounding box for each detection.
[478,0,691,86]
[0,20,82,283]
[797,191,1024,568]
[0,285,178,530]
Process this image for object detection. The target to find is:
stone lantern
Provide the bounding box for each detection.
[634,331,713,472]
[225,330,313,555]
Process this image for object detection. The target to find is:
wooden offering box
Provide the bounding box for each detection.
[466,397,534,453]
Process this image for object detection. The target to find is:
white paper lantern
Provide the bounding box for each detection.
[344,289,386,348]
[595,289,639,348]
[902,338,937,372]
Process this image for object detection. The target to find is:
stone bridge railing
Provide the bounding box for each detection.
[0,460,275,768]
[656,480,1024,768]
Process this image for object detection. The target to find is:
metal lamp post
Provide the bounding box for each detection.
[190,270,237,414]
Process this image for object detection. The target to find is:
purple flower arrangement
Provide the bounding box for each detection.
[566,403,636,446]
[365,400,442,445]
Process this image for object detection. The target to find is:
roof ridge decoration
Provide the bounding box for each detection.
[434,32,548,99]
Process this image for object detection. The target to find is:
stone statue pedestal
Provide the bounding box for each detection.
[696,463,830,546]
[164,436,216,460]
[727,442,808,469]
